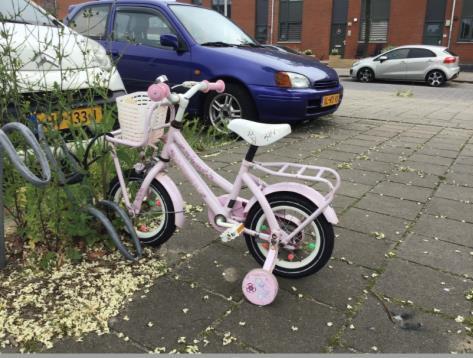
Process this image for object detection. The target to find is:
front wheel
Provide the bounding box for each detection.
[203,82,257,134]
[244,192,334,278]
[357,67,375,82]
[108,170,176,246]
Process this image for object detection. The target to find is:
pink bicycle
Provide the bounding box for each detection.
[106,76,341,306]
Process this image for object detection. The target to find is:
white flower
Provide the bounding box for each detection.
[455,315,464,323]
[291,326,298,331]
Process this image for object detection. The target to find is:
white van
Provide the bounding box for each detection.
[0,0,125,130]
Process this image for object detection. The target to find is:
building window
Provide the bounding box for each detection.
[423,0,446,45]
[255,0,268,43]
[359,0,390,43]
[279,0,303,41]
[459,0,473,41]
[212,0,231,18]
[192,0,203,5]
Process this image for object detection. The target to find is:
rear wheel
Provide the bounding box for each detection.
[426,70,446,87]
[357,67,375,82]
[244,192,334,278]
[108,171,176,246]
[203,82,257,134]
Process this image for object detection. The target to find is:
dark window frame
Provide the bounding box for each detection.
[278,0,303,42]
[359,0,390,43]
[459,0,473,42]
[255,0,268,43]
[69,4,111,40]
[212,0,232,18]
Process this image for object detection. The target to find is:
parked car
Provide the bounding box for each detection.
[65,0,343,132]
[350,45,460,87]
[0,0,126,131]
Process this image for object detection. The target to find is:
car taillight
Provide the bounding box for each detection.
[443,56,457,64]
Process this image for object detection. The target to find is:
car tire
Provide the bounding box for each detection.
[426,70,446,87]
[203,82,257,134]
[357,67,375,83]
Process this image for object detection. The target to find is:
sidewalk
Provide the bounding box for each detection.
[334,67,473,84]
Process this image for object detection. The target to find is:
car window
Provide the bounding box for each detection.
[69,4,110,39]
[113,9,176,48]
[408,48,436,58]
[0,0,56,27]
[385,48,410,60]
[444,49,458,56]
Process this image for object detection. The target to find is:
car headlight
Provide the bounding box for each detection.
[82,39,112,69]
[352,61,360,68]
[275,72,310,88]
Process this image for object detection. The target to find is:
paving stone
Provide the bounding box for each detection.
[333,228,394,269]
[46,333,146,353]
[196,331,256,353]
[366,151,403,164]
[397,233,473,277]
[455,156,473,166]
[355,193,422,220]
[351,159,394,174]
[337,181,372,198]
[278,259,372,310]
[372,181,433,203]
[175,243,256,300]
[435,183,473,202]
[110,278,232,350]
[411,214,473,248]
[374,259,472,316]
[339,207,410,241]
[416,148,459,159]
[318,150,356,162]
[339,168,385,186]
[333,143,370,155]
[401,160,449,176]
[445,171,473,187]
[216,289,343,353]
[341,296,469,353]
[409,154,454,166]
[387,171,440,189]
[425,197,473,224]
[449,163,473,175]
[332,194,358,213]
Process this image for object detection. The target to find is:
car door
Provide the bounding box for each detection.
[405,48,437,80]
[108,5,192,92]
[375,48,410,80]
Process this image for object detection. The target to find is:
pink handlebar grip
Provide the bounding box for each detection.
[203,80,225,93]
[147,82,171,102]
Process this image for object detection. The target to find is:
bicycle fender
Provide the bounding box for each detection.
[155,173,185,228]
[244,182,339,225]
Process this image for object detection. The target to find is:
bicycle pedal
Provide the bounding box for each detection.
[220,223,244,243]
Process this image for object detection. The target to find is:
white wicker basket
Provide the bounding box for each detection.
[116,92,168,144]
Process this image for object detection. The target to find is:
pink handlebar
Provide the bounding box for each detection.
[147,82,171,102]
[203,80,225,93]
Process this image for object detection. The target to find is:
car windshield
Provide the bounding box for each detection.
[0,0,57,27]
[170,4,256,46]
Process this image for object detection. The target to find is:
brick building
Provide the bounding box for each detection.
[39,0,473,64]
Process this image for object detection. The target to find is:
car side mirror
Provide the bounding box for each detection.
[379,55,388,62]
[160,34,179,50]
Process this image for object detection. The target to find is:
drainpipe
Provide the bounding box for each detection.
[270,0,275,44]
[224,0,228,17]
[447,0,457,48]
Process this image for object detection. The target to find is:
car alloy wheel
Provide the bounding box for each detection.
[358,68,374,82]
[208,93,242,133]
[427,71,445,87]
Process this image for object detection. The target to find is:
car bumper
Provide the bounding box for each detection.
[445,66,461,80]
[248,84,344,123]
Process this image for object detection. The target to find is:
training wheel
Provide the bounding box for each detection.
[242,268,278,306]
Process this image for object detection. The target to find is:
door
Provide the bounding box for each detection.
[375,48,409,80]
[109,6,192,92]
[330,0,349,57]
[405,48,437,80]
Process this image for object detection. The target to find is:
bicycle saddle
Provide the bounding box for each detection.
[228,119,291,146]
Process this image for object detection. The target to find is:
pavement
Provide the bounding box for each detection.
[334,67,473,84]
[42,80,473,353]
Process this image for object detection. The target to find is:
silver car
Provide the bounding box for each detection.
[350,45,460,87]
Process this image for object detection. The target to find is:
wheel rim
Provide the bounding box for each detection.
[113,182,166,239]
[359,68,373,82]
[209,93,242,133]
[253,205,322,269]
[428,71,443,86]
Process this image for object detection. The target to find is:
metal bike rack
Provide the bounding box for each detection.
[36,125,142,261]
[0,122,51,269]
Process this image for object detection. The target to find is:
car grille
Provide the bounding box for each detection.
[313,80,339,90]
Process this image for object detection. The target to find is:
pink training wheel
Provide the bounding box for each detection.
[147,82,170,102]
[242,269,278,306]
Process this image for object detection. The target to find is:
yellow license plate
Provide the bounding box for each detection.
[36,106,103,130]
[321,94,340,107]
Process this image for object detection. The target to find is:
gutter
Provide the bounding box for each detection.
[447,0,457,48]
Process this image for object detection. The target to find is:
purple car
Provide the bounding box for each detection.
[66,0,343,132]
